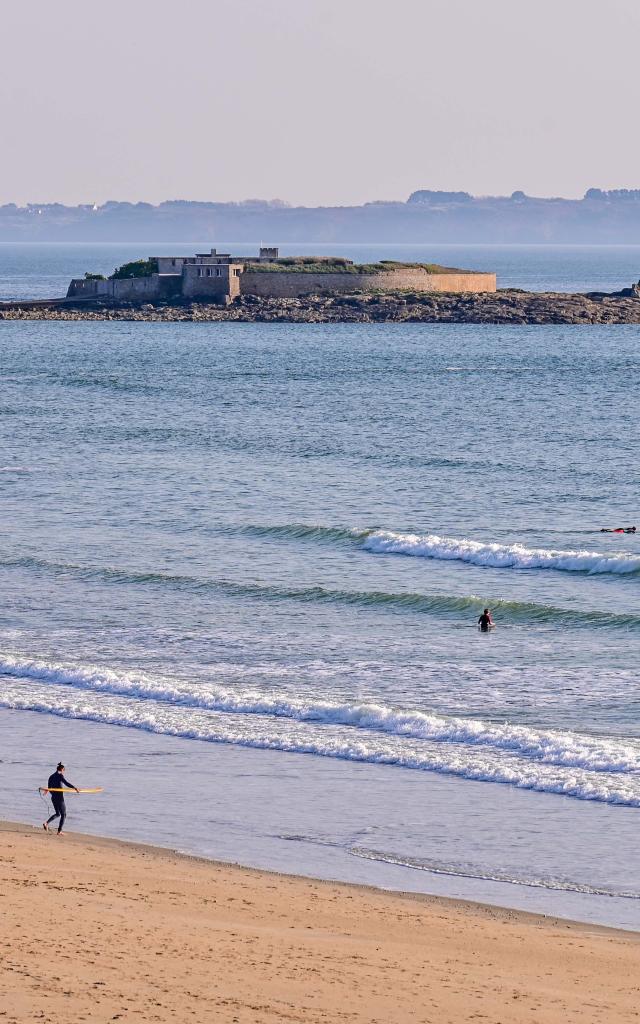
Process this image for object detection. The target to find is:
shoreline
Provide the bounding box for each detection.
[2,288,640,323]
[5,705,640,934]
[1,817,636,938]
[2,818,639,1023]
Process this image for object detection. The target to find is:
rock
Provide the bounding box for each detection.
[3,289,640,324]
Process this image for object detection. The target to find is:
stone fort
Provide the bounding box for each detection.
[67,248,496,304]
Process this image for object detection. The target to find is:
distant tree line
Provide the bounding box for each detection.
[3,194,640,243]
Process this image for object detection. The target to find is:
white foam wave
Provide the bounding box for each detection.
[362,530,640,575]
[2,678,640,807]
[349,848,640,899]
[1,652,639,775]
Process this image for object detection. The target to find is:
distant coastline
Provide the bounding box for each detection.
[4,188,640,243]
[2,288,640,324]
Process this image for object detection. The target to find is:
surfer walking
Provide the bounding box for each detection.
[478,608,494,633]
[43,762,79,835]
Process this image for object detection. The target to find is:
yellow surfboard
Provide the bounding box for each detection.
[39,787,104,794]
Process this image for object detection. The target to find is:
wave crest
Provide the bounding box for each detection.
[363,530,640,575]
[1,652,640,777]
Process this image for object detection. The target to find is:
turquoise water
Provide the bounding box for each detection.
[1,246,640,929]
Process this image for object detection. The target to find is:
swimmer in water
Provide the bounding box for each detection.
[478,608,494,632]
[600,527,636,534]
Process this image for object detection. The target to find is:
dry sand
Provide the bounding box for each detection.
[0,821,638,1024]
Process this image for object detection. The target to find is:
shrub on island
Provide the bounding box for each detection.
[110,258,159,280]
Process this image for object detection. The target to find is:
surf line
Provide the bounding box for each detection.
[362,530,640,575]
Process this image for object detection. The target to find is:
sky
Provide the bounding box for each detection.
[2,0,640,207]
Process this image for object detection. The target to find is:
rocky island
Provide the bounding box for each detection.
[3,289,640,325]
[1,248,639,323]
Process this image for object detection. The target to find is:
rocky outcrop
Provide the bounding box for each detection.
[2,289,640,324]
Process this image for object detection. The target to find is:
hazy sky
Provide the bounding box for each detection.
[2,0,640,206]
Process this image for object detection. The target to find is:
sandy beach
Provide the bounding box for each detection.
[1,821,638,1024]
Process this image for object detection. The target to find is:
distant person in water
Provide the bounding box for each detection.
[478,608,494,632]
[43,762,79,835]
[600,527,636,534]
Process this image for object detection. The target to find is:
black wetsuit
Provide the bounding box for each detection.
[478,613,492,633]
[46,771,76,833]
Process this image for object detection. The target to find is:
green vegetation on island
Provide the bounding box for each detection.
[243,258,459,274]
[84,259,160,280]
[82,256,465,281]
[110,258,159,280]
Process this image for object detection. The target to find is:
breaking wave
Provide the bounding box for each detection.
[2,652,640,806]
[362,530,640,575]
[209,521,640,576]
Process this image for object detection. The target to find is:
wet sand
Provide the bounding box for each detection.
[1,821,639,1023]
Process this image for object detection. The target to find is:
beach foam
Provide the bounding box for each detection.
[2,652,640,806]
[349,848,640,899]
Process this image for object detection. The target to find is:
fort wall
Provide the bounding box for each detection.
[66,256,496,304]
[66,275,181,302]
[181,263,241,301]
[239,269,496,298]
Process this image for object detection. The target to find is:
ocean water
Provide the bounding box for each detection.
[1,245,640,930]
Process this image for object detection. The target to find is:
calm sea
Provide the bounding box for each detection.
[1,243,640,930]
